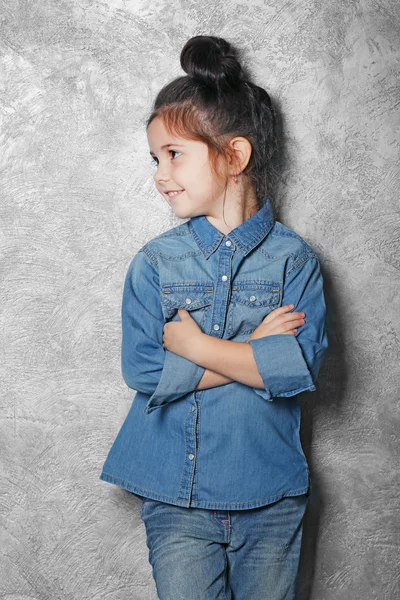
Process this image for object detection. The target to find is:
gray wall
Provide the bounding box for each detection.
[1,1,399,598]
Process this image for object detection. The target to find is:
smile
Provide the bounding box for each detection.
[166,190,184,198]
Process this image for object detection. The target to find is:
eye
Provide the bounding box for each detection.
[170,149,181,159]
[150,150,181,166]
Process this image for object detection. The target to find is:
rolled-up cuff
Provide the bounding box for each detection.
[144,349,205,414]
[248,334,316,400]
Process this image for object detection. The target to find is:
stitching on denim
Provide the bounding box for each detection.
[100,472,309,508]
[140,245,158,267]
[271,222,316,248]
[159,250,204,261]
[161,281,214,287]
[255,246,287,261]
[274,384,316,398]
[191,397,201,504]
[189,219,224,257]
[271,226,299,239]
[286,253,318,276]
[156,225,191,239]
[229,229,272,256]
[177,398,192,501]
[270,223,318,263]
[187,391,198,503]
[222,547,228,600]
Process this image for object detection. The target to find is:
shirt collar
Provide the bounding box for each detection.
[189,197,275,259]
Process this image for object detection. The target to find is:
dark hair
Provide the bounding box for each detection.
[145,35,279,209]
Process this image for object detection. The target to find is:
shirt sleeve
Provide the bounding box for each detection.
[248,255,328,401]
[121,249,206,414]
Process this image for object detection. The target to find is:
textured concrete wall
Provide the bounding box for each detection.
[1,1,399,598]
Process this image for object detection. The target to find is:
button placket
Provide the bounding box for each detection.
[209,238,234,337]
[177,392,199,503]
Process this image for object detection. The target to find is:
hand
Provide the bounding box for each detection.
[246,304,305,342]
[162,309,205,357]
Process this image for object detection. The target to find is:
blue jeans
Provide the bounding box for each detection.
[140,493,308,599]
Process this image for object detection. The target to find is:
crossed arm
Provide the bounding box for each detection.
[196,367,233,390]
[163,302,306,389]
[196,343,260,389]
[121,250,328,414]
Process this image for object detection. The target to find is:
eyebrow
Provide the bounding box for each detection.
[149,144,185,157]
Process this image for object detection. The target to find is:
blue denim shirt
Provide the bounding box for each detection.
[99,198,328,509]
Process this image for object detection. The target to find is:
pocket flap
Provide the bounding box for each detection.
[230,282,281,307]
[161,283,214,310]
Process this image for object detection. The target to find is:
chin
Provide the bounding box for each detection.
[174,211,192,220]
[172,206,193,218]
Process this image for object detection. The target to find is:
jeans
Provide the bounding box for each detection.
[140,493,309,600]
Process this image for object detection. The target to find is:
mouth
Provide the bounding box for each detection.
[165,190,184,198]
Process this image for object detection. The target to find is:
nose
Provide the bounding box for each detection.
[154,161,171,185]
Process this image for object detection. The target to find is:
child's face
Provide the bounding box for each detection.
[147,117,228,219]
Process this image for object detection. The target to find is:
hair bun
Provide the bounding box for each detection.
[180,35,244,93]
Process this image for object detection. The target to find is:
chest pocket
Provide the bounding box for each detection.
[161,283,214,330]
[227,281,281,336]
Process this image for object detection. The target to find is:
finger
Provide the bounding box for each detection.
[271,304,295,314]
[269,318,303,335]
[262,306,292,323]
[280,317,304,329]
[281,319,303,332]
[281,316,305,326]
[263,310,305,324]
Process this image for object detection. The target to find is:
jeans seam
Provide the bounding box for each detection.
[222,544,228,600]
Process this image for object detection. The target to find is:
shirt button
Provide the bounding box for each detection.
[221,275,228,281]
[185,298,192,304]
[191,405,195,412]
[188,454,195,460]
[249,295,256,302]
[213,324,220,331]
[225,240,232,247]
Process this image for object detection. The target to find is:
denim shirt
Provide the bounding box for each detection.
[99,198,328,509]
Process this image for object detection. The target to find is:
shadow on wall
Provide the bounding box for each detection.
[268,99,346,598]
[295,262,347,600]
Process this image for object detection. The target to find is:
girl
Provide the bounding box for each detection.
[100,35,328,600]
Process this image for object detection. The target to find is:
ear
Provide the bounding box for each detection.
[227,136,253,175]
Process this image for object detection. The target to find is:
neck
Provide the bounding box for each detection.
[206,179,259,235]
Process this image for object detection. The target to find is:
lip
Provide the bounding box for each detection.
[165,190,184,199]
